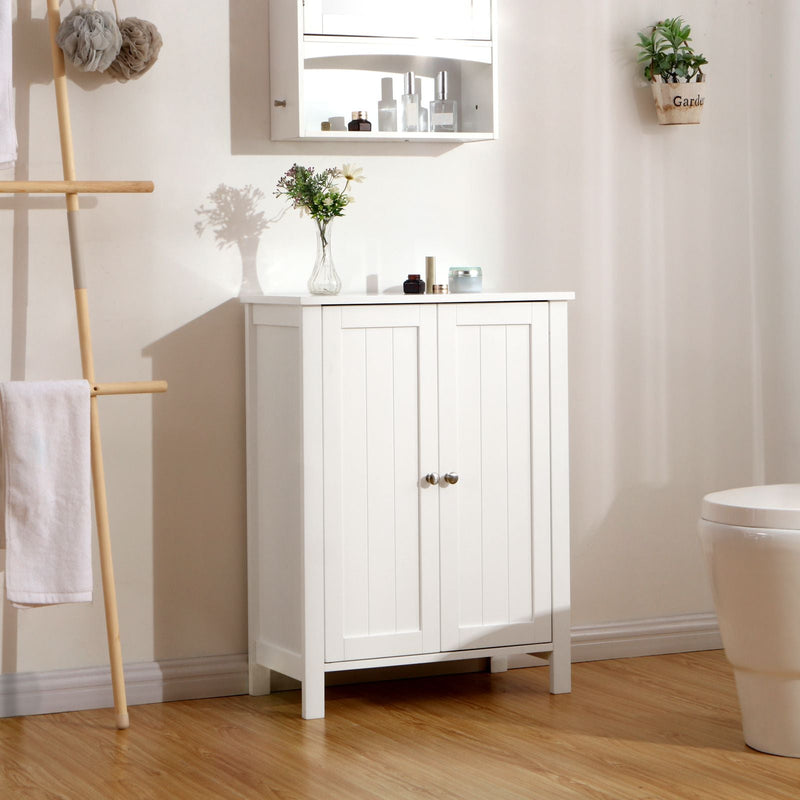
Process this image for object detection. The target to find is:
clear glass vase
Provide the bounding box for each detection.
[308,219,341,295]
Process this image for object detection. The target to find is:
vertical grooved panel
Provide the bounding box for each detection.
[506,325,533,622]
[341,329,368,638]
[393,327,421,633]
[456,326,483,629]
[366,328,396,635]
[480,325,509,626]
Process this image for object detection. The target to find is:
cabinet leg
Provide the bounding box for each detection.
[490,656,509,673]
[549,647,572,694]
[301,670,326,719]
[249,661,271,696]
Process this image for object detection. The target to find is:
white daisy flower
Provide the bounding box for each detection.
[341,164,365,183]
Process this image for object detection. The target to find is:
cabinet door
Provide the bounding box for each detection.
[438,303,552,651]
[303,0,492,40]
[323,305,440,662]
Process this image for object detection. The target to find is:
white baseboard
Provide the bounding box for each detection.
[508,611,722,669]
[0,613,721,718]
[0,653,248,719]
[570,611,722,662]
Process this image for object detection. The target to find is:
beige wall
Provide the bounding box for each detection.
[751,2,800,483]
[0,0,776,674]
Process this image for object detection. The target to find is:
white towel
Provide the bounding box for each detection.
[0,0,17,169]
[0,380,93,608]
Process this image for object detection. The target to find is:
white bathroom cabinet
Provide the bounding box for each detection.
[268,0,498,142]
[302,0,492,40]
[244,293,572,718]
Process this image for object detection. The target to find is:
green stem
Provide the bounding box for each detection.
[317,218,329,250]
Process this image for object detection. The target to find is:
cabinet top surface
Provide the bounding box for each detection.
[241,292,575,306]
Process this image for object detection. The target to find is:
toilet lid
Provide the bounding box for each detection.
[702,484,800,529]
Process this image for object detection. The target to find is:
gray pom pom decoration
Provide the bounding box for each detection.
[106,17,163,83]
[56,4,122,73]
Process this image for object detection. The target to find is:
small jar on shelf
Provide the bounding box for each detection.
[448,267,482,293]
[348,112,372,132]
[403,274,426,294]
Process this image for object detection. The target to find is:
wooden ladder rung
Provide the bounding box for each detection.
[0,180,154,194]
[91,381,168,397]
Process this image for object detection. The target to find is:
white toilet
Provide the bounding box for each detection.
[699,484,800,757]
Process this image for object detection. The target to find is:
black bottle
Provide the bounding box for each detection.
[348,111,372,132]
[403,274,425,294]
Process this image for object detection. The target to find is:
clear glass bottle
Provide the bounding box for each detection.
[430,71,457,132]
[378,77,397,132]
[400,71,419,132]
[415,77,428,132]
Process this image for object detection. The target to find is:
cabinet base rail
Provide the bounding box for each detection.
[251,637,570,719]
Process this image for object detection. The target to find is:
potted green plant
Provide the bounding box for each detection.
[636,17,708,125]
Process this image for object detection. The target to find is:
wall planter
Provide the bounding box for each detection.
[650,75,707,125]
[637,17,708,126]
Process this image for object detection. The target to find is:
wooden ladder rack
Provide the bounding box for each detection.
[0,0,166,729]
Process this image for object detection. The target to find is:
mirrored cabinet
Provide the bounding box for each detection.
[269,0,498,142]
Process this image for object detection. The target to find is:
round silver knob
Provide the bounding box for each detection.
[425,472,440,485]
[444,472,459,485]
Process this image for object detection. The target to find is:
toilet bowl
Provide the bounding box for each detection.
[699,484,800,757]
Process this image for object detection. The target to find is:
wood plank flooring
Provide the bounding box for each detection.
[1,651,798,799]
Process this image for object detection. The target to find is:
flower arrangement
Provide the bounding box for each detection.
[274,163,364,240]
[274,163,365,295]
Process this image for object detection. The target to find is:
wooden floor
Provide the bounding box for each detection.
[1,650,798,799]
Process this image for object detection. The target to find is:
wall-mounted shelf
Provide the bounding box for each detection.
[284,129,494,143]
[302,0,492,40]
[269,0,498,143]
[303,36,493,62]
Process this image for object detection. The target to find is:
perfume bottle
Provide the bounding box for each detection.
[403,274,425,294]
[425,256,436,290]
[400,71,419,132]
[348,111,372,132]
[378,77,397,132]
[430,71,457,132]
[415,77,428,132]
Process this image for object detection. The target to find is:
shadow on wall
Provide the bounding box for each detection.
[143,300,248,661]
[195,184,286,296]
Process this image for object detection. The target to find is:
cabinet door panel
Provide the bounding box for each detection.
[303,0,492,40]
[439,303,552,651]
[323,306,439,662]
